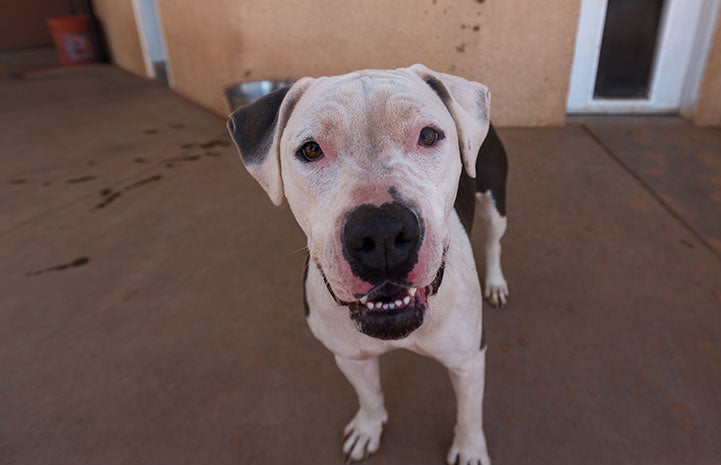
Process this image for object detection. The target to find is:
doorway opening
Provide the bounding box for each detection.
[567,0,721,115]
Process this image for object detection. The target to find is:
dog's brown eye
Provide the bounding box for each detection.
[299,141,323,161]
[418,127,441,147]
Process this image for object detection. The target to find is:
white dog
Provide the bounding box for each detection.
[228,64,509,465]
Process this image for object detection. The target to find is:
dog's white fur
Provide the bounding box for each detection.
[232,64,504,465]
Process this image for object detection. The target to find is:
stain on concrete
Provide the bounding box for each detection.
[204,151,221,158]
[94,190,122,209]
[473,24,480,31]
[199,138,231,149]
[668,400,693,433]
[123,175,163,191]
[143,128,158,135]
[455,43,467,53]
[9,179,28,185]
[134,157,148,164]
[92,174,163,211]
[163,154,204,169]
[628,197,649,212]
[27,256,90,277]
[181,143,194,149]
[696,340,713,351]
[237,435,255,464]
[498,335,528,354]
[709,238,721,253]
[680,239,694,249]
[66,175,96,184]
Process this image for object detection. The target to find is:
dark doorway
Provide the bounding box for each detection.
[594,0,666,99]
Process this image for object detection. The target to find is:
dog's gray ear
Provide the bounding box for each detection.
[409,64,490,178]
[227,79,311,205]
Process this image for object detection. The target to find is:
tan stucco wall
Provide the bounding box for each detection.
[157,0,580,126]
[93,0,147,78]
[695,8,721,127]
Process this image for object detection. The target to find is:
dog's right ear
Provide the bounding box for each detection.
[227,79,311,206]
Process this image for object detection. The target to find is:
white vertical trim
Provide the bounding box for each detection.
[644,0,673,105]
[131,0,154,78]
[153,0,172,87]
[567,0,608,112]
[680,0,721,116]
[131,0,169,81]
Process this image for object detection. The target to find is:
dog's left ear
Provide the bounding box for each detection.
[409,64,490,178]
[227,79,312,206]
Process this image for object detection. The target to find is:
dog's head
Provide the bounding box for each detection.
[228,64,490,340]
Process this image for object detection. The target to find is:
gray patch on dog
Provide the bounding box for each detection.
[227,86,291,166]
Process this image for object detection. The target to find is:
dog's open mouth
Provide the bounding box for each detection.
[317,259,445,340]
[357,283,418,311]
[345,263,445,340]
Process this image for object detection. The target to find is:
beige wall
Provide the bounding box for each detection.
[157,0,580,126]
[86,1,721,127]
[695,8,721,127]
[94,0,147,78]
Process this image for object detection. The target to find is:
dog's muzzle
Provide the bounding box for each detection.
[313,201,445,340]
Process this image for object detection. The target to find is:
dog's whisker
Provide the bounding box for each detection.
[282,245,309,257]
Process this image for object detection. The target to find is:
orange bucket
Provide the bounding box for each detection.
[47,15,97,65]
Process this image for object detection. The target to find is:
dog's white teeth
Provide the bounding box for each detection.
[365,290,416,311]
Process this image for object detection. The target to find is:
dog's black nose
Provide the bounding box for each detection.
[342,202,422,284]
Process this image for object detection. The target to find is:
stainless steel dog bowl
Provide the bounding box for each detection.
[224,80,291,111]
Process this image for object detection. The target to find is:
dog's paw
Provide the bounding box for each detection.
[484,278,509,310]
[447,439,491,465]
[342,409,387,463]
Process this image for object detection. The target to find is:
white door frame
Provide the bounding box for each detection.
[567,0,721,114]
[131,0,170,83]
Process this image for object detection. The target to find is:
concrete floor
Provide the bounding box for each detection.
[2,66,720,465]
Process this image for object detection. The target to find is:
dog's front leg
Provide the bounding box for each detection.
[335,355,388,463]
[446,348,491,465]
[476,191,509,309]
